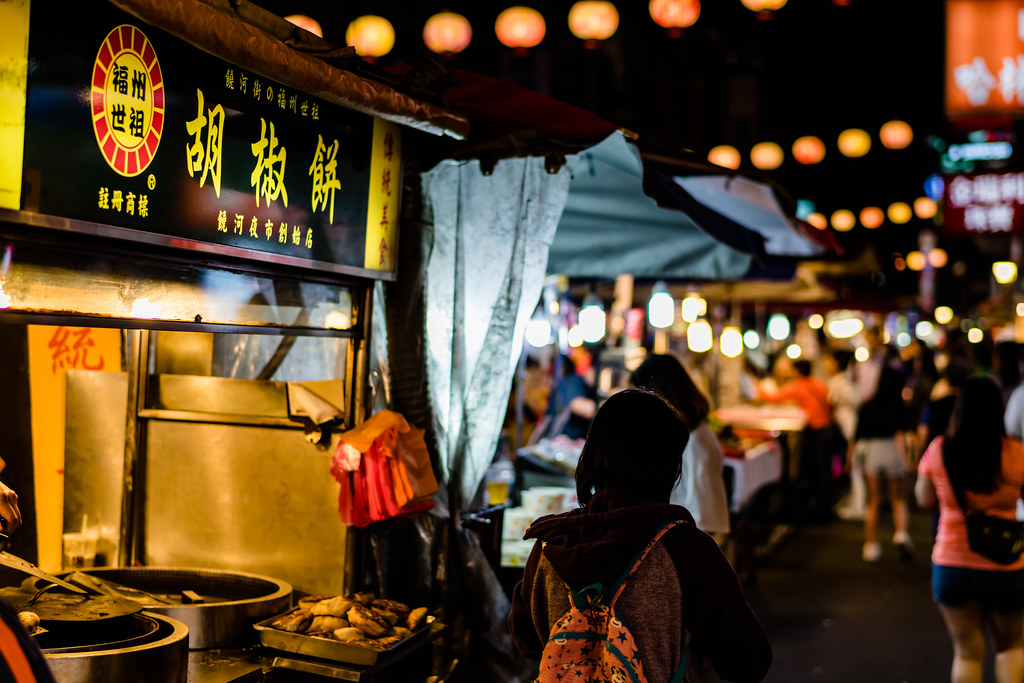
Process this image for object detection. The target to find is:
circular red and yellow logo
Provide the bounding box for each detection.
[90,25,164,177]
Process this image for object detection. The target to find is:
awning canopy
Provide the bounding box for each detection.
[548,134,833,281]
[550,134,754,280]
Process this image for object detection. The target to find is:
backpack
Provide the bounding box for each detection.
[536,521,689,683]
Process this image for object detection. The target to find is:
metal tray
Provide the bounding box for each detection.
[253,608,433,666]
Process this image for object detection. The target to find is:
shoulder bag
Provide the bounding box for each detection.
[946,456,1024,565]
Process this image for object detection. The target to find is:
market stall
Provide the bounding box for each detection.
[0,0,483,679]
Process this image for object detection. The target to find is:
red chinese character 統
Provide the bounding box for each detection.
[48,327,106,374]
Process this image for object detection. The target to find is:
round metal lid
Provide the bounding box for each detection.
[0,587,141,622]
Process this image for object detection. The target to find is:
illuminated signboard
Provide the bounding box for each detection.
[946,0,1024,118]
[943,170,1024,234]
[19,1,401,279]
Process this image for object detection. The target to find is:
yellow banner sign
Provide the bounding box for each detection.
[0,0,29,210]
[364,118,402,271]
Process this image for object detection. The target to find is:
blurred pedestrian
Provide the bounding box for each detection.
[824,349,864,520]
[902,340,938,459]
[854,365,913,562]
[921,355,973,452]
[916,375,1024,683]
[758,357,834,521]
[995,341,1022,408]
[541,354,596,441]
[508,388,771,682]
[630,353,731,536]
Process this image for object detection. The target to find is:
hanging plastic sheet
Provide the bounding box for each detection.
[376,155,573,682]
[419,156,571,509]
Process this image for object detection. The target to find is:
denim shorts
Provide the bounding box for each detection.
[932,564,1024,612]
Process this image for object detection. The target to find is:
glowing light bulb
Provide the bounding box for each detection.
[687,319,713,352]
[827,317,864,339]
[579,295,606,343]
[681,293,706,323]
[768,314,790,340]
[994,261,1018,284]
[720,326,743,358]
[567,325,585,347]
[526,318,552,347]
[648,281,675,329]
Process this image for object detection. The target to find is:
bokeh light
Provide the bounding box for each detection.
[888,202,913,224]
[708,145,741,170]
[838,128,871,157]
[831,209,855,231]
[859,206,884,229]
[751,141,784,170]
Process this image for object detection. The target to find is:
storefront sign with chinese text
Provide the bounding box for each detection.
[947,0,1024,118]
[944,170,1024,234]
[19,1,402,279]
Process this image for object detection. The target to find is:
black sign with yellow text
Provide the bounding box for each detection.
[21,0,401,278]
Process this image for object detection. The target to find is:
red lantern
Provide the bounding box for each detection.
[859,207,884,229]
[837,128,871,157]
[346,16,395,59]
[707,145,740,170]
[649,0,700,37]
[879,120,913,150]
[740,0,787,20]
[285,15,323,39]
[424,12,472,55]
[791,136,825,165]
[750,141,784,170]
[495,7,546,54]
[569,2,619,48]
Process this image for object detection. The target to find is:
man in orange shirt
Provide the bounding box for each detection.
[759,357,835,521]
[758,357,832,429]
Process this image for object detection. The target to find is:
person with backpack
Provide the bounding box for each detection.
[508,388,771,682]
[916,375,1024,683]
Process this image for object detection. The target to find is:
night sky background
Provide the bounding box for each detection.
[250,1,1005,312]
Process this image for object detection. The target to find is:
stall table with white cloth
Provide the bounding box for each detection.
[722,440,784,514]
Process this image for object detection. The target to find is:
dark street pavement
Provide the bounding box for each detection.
[709,506,970,683]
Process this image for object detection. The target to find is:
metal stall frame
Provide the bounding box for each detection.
[0,216,375,592]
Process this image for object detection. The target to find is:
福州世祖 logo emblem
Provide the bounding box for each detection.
[90,25,164,177]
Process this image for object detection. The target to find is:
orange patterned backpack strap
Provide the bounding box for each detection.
[608,520,688,606]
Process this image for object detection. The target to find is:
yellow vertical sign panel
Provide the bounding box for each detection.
[28,325,121,572]
[364,118,402,272]
[0,0,29,210]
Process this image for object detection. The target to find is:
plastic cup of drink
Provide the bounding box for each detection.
[62,531,99,570]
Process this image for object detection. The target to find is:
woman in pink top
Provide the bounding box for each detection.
[916,375,1024,683]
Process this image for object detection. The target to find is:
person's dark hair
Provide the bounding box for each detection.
[793,360,812,377]
[945,355,972,390]
[628,354,710,429]
[828,349,853,373]
[575,388,689,505]
[557,354,577,378]
[866,365,906,412]
[943,374,1005,495]
[996,341,1022,391]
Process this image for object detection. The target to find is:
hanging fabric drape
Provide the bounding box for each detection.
[420,156,571,508]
